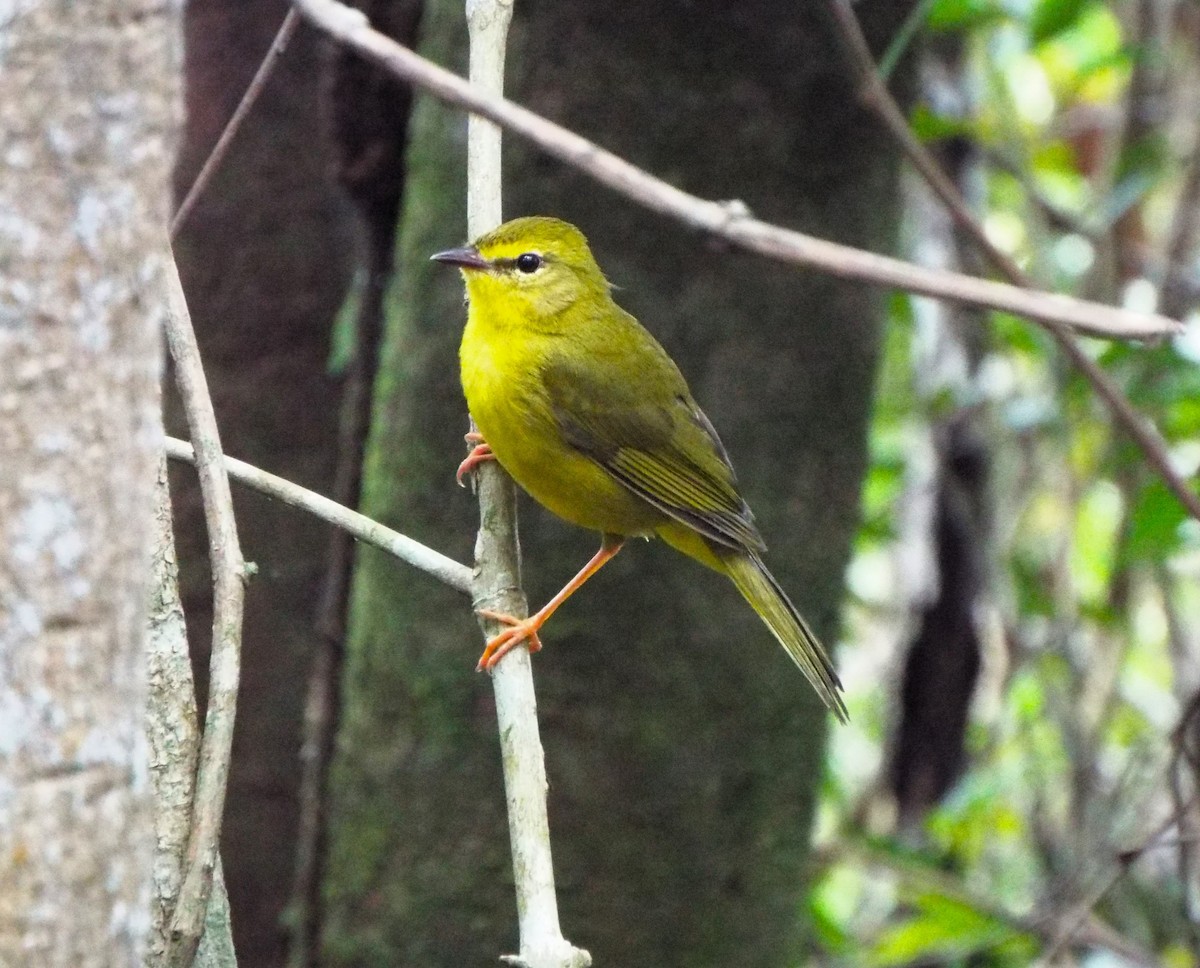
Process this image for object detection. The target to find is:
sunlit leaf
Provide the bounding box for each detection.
[927,0,1009,31]
[910,104,976,142]
[868,892,1035,965]
[1029,0,1089,45]
[1124,479,1187,564]
[807,866,859,956]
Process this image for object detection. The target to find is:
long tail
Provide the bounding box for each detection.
[720,552,847,722]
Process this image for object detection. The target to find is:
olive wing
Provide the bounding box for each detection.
[541,346,765,554]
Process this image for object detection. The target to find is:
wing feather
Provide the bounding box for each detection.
[542,346,765,554]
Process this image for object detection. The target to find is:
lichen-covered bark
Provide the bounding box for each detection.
[325,1,912,965]
[0,1,179,964]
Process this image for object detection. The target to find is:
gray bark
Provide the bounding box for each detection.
[0,0,180,965]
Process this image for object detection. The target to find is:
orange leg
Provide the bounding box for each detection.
[477,535,626,671]
[456,431,496,486]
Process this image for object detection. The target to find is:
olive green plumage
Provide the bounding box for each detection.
[434,216,845,720]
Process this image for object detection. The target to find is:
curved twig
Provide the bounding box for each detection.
[163,258,246,967]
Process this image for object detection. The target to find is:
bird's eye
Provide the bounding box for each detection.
[515,253,542,273]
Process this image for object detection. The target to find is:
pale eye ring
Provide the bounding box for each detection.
[515,253,542,273]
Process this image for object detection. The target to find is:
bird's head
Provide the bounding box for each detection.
[431,216,611,324]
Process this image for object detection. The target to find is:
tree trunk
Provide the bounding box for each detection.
[325,1,912,965]
[0,0,178,964]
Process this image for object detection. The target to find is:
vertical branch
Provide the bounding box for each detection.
[146,462,237,968]
[1109,0,1170,285]
[1159,144,1200,319]
[887,36,990,829]
[463,1,590,965]
[163,257,247,968]
[1158,10,1200,320]
[287,262,384,968]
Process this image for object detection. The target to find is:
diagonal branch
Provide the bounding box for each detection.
[289,0,1179,342]
[163,257,247,967]
[164,436,473,593]
[824,0,1200,525]
[172,9,300,239]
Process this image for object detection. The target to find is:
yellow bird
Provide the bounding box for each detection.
[432,216,845,720]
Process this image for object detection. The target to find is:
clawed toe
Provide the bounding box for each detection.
[476,609,544,670]
[456,441,495,486]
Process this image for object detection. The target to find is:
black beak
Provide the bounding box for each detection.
[430,246,490,271]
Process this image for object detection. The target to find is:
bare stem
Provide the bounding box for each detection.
[1158,4,1200,321]
[172,9,300,239]
[461,0,591,964]
[147,460,238,968]
[163,258,247,968]
[164,436,473,593]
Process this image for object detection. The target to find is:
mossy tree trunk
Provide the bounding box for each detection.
[325,1,912,965]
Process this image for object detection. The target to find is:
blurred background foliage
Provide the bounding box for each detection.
[810,0,1200,963]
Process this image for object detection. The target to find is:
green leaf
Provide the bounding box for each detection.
[807,868,857,956]
[927,0,1008,31]
[1029,0,1089,45]
[910,104,975,142]
[869,892,1034,965]
[1124,479,1187,564]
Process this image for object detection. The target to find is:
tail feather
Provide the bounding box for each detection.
[721,552,847,722]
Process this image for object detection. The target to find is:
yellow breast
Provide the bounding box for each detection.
[459,304,663,537]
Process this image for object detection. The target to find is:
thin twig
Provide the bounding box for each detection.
[828,0,1026,285]
[824,0,1200,527]
[876,0,937,83]
[164,436,473,593]
[288,0,1180,342]
[1158,6,1200,320]
[981,145,1099,240]
[463,0,590,965]
[171,8,300,239]
[147,461,239,968]
[1032,789,1198,967]
[163,258,247,968]
[1160,146,1200,319]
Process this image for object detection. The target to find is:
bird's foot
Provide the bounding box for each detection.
[456,433,495,486]
[476,609,544,671]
